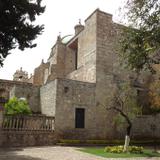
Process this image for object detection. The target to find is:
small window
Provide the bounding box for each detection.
[75,108,85,128]
[75,50,78,70]
[68,38,78,70]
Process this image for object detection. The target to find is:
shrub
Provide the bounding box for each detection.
[4,97,31,115]
[104,146,124,153]
[104,146,143,154]
[128,146,143,153]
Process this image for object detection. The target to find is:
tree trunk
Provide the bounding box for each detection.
[124,135,130,152]
[123,123,132,152]
[105,106,132,152]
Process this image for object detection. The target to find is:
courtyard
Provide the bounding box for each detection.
[0,146,159,160]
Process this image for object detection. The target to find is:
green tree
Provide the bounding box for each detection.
[120,0,160,73]
[120,1,160,151]
[149,80,160,112]
[4,97,31,115]
[104,83,141,152]
[148,79,160,152]
[0,0,45,66]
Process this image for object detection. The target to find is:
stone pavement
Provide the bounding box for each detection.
[0,146,159,160]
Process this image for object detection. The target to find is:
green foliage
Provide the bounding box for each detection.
[0,0,45,66]
[4,97,31,115]
[104,145,143,154]
[120,0,160,73]
[117,83,140,114]
[149,80,160,113]
[109,82,141,127]
[104,146,124,153]
[79,147,160,158]
[59,139,160,145]
[120,27,155,72]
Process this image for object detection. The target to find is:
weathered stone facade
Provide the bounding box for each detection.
[0,131,57,147]
[13,67,29,82]
[0,9,160,141]
[10,84,40,113]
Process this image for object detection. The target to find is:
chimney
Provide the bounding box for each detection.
[74,19,84,35]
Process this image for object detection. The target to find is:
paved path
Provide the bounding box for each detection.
[0,146,159,160]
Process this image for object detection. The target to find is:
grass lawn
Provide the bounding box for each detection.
[78,147,160,158]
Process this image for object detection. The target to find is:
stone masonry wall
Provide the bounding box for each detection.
[10,84,40,113]
[66,11,97,83]
[132,114,160,139]
[93,9,133,139]
[0,131,57,147]
[64,47,76,76]
[54,78,98,139]
[0,79,37,106]
[33,62,50,86]
[40,80,57,116]
[46,42,66,83]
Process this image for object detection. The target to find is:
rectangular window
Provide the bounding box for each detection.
[75,108,85,128]
[75,50,78,70]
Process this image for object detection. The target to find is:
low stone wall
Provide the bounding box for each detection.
[0,115,56,147]
[113,114,160,140]
[132,114,160,140]
[0,131,57,147]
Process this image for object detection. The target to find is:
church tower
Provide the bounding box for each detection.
[13,67,29,82]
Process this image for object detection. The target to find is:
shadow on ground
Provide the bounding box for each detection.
[0,148,42,160]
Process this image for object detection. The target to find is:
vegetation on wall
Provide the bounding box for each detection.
[4,97,31,115]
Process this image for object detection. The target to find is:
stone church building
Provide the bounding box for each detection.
[0,9,160,140]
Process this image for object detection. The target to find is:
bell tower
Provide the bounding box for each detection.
[13,67,29,82]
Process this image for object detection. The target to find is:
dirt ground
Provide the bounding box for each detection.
[0,146,159,160]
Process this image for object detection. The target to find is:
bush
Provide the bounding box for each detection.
[128,146,143,153]
[104,146,124,153]
[104,146,143,154]
[4,97,31,115]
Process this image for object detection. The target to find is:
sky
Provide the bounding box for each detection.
[0,0,126,80]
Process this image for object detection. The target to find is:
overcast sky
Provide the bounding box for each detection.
[0,0,126,80]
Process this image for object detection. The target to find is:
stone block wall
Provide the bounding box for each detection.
[47,43,66,82]
[64,47,76,76]
[89,9,132,139]
[132,114,160,139]
[0,131,57,147]
[33,62,50,86]
[54,78,106,139]
[40,80,57,116]
[0,79,37,106]
[66,10,97,83]
[10,84,40,113]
